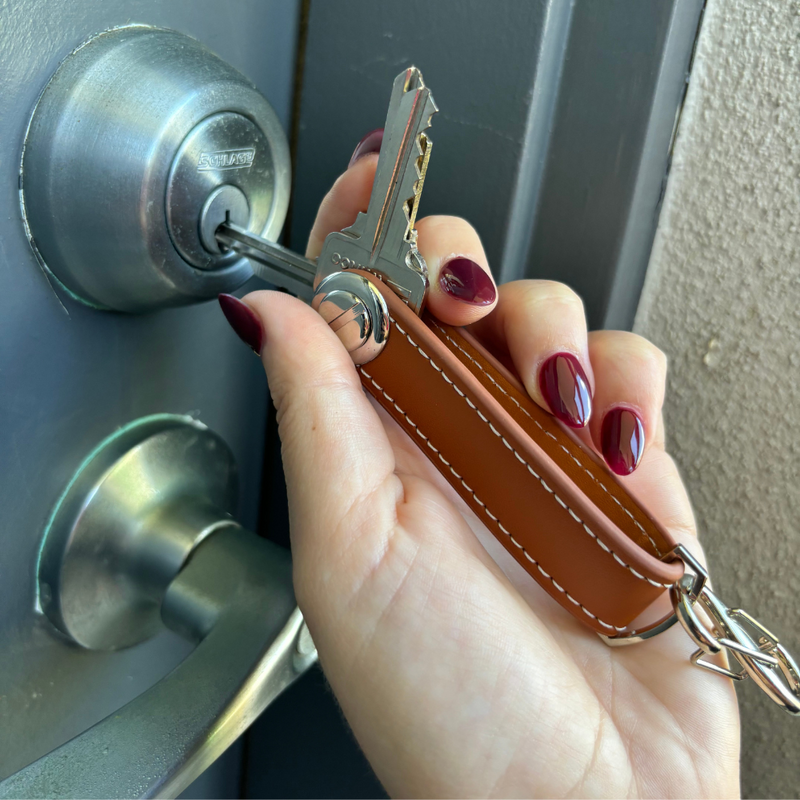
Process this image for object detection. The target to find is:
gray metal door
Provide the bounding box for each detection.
[0,2,298,796]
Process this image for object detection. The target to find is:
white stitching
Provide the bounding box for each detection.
[359,367,627,632]
[429,321,665,558]
[431,321,662,552]
[390,319,670,590]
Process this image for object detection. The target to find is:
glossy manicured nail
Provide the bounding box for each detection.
[438,258,497,305]
[602,408,645,475]
[538,353,592,428]
[348,128,384,168]
[218,294,264,355]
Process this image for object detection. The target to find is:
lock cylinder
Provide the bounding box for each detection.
[21,25,290,312]
[166,112,274,270]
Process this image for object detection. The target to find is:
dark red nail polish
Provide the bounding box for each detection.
[218,294,264,355]
[538,353,592,428]
[438,258,497,306]
[348,128,384,168]
[602,408,645,476]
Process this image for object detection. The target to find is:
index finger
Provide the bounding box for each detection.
[306,156,378,258]
[307,157,497,326]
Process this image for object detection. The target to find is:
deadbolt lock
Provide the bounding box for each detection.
[21,25,290,312]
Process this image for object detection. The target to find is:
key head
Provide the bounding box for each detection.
[317,230,428,313]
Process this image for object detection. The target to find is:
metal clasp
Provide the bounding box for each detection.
[671,546,800,715]
[600,545,800,714]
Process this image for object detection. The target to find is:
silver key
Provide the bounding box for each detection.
[213,67,437,363]
[315,66,437,314]
[215,221,316,302]
[215,221,390,365]
[216,66,437,313]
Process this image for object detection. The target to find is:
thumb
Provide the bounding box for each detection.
[232,290,398,578]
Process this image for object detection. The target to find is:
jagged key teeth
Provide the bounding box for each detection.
[343,66,437,245]
[387,68,438,241]
[316,66,437,313]
[404,131,432,243]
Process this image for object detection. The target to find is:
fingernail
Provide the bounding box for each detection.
[218,294,264,355]
[538,353,592,428]
[602,408,645,475]
[348,128,384,168]
[439,257,497,306]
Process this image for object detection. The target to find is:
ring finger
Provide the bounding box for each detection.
[470,279,595,430]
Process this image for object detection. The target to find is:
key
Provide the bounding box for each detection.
[215,221,316,302]
[216,219,390,365]
[215,67,437,315]
[212,67,436,363]
[314,66,438,314]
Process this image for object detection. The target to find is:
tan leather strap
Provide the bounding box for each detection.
[357,274,684,635]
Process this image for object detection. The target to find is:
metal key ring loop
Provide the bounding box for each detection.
[671,565,800,715]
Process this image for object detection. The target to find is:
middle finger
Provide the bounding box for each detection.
[471,279,595,430]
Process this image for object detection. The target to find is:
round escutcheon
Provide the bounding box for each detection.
[37,415,239,650]
[20,25,290,312]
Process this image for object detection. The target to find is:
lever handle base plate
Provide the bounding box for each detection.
[38,415,239,650]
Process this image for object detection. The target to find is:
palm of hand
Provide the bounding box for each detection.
[301,406,739,799]
[254,294,740,799]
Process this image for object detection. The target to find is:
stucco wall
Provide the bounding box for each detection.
[634,0,800,796]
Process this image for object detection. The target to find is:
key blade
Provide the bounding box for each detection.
[367,67,438,257]
[392,68,437,243]
[404,131,432,245]
[343,68,437,255]
[216,222,316,302]
[315,67,438,315]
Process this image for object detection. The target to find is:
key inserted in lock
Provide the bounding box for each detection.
[199,188,250,256]
[166,111,275,271]
[208,67,436,365]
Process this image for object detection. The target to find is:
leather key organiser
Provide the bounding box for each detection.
[355,272,684,635]
[216,66,798,712]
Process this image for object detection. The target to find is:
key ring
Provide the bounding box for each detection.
[606,544,800,714]
[671,554,800,715]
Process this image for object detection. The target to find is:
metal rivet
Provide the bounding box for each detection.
[312,272,389,365]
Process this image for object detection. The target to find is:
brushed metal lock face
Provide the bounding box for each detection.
[20,25,290,312]
[167,112,275,270]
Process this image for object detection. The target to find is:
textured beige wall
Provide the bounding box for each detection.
[634,0,800,796]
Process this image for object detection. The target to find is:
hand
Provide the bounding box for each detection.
[224,152,741,798]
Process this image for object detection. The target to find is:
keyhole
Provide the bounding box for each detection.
[198,186,250,259]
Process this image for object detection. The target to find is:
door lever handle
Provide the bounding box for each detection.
[0,417,316,799]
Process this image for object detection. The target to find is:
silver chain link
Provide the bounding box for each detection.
[672,546,800,715]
